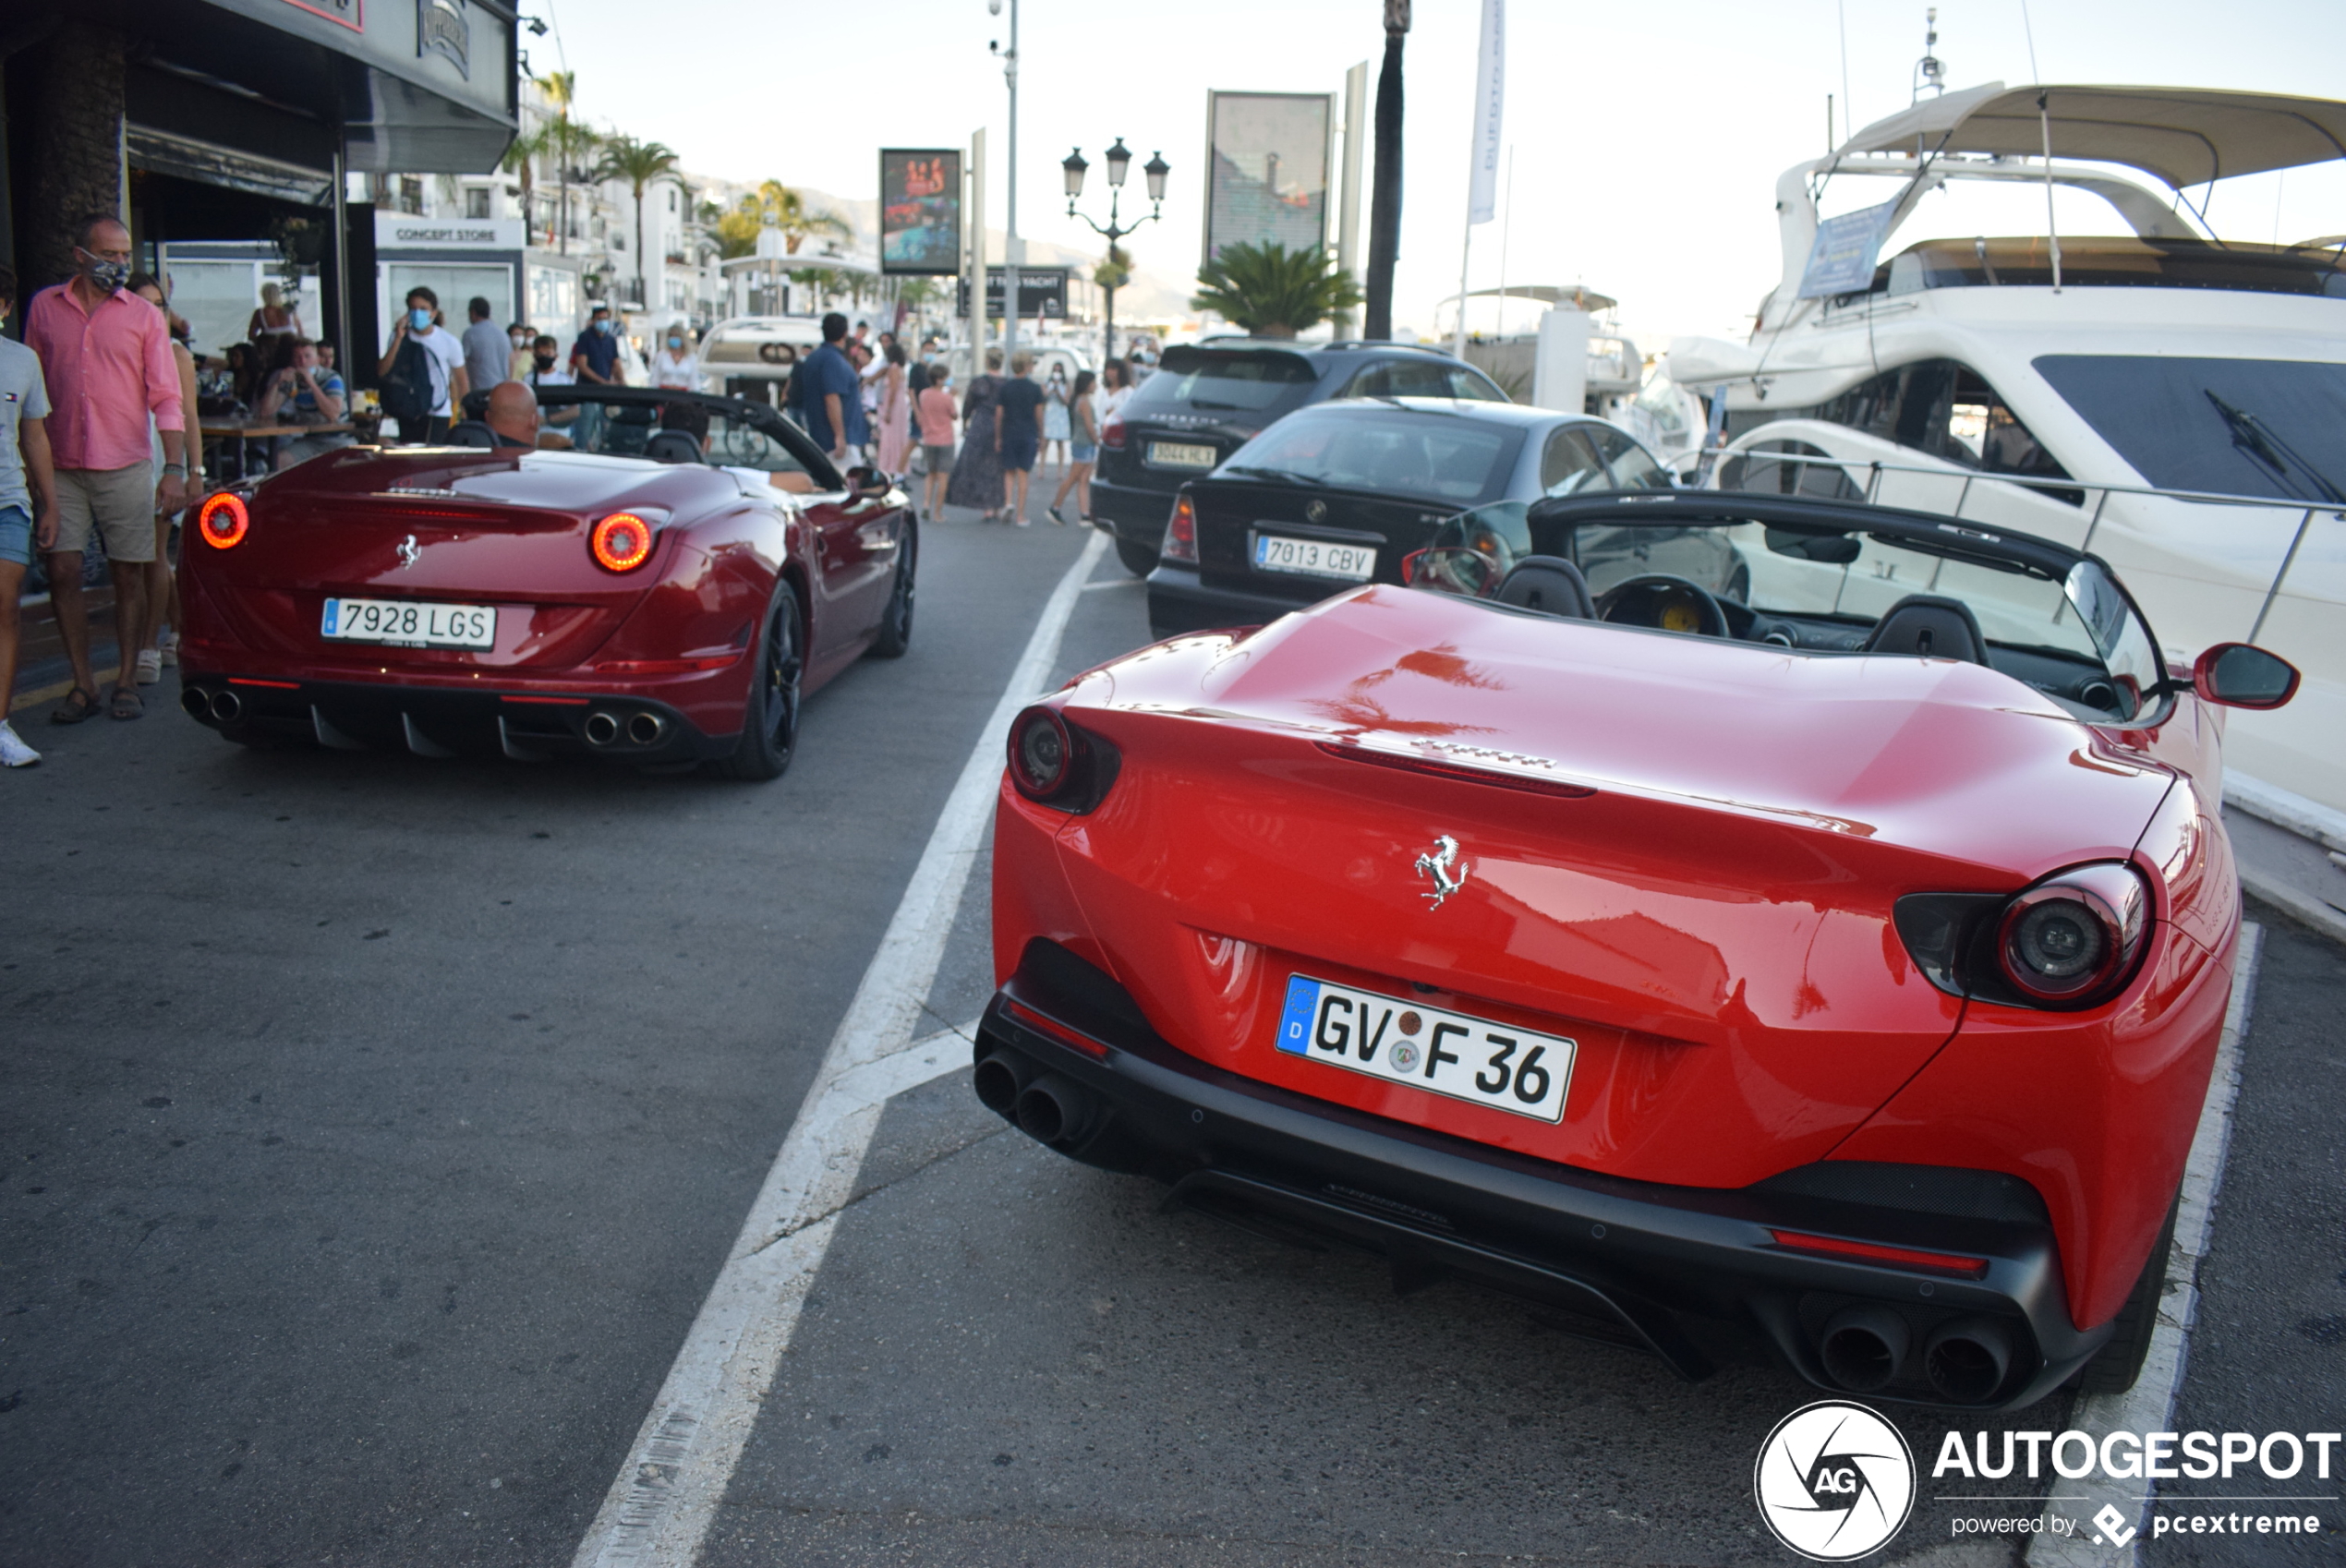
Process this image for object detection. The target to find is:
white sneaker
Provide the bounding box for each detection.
[0,720,40,767]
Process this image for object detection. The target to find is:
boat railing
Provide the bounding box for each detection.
[1701,449,2342,644]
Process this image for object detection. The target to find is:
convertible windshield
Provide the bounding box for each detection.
[1222,409,1523,505]
[1426,501,2165,720]
[538,392,820,481]
[2033,355,2346,501]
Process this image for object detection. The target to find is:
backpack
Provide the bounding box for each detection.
[380,333,435,423]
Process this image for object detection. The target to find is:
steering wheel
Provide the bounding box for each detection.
[1595,573,1731,638]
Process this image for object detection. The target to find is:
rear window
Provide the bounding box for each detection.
[1222,409,1522,505]
[1130,348,1320,416]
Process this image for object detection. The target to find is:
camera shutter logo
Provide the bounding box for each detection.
[1752,1401,1915,1561]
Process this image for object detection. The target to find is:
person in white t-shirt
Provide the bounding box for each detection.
[651,328,700,392]
[375,286,468,441]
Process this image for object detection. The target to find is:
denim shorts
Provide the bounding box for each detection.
[1070,442,1098,464]
[0,504,30,568]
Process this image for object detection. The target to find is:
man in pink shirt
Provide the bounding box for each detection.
[26,212,188,723]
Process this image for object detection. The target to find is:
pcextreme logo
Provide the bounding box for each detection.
[1754,1401,1917,1561]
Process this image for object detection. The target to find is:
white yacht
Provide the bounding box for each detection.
[1668,82,2346,813]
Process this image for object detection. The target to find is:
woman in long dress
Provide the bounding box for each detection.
[875,343,913,476]
[1040,362,1071,472]
[945,349,1007,521]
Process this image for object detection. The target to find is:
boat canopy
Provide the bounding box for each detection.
[1841,83,2346,190]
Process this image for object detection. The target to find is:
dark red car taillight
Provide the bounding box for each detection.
[198,492,248,549]
[1101,411,1126,451]
[1893,861,2153,1010]
[1008,705,1121,813]
[1161,493,1198,565]
[1995,862,2150,1006]
[590,512,655,573]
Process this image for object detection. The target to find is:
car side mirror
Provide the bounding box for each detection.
[844,464,890,496]
[2193,642,2300,709]
[1407,546,1502,597]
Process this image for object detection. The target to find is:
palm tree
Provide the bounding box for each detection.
[1191,242,1365,338]
[538,70,601,257]
[596,135,683,308]
[501,124,551,243]
[756,179,852,256]
[713,198,764,261]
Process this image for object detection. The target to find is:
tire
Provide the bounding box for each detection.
[2072,1193,2179,1395]
[707,588,804,782]
[1116,536,1160,577]
[865,525,916,659]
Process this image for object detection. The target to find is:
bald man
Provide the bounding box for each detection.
[483,380,573,450]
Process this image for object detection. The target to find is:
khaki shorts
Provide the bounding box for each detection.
[54,464,158,563]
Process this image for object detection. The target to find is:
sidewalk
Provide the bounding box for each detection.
[10,587,121,713]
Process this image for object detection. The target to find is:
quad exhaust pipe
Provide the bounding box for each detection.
[584,710,621,745]
[583,709,667,748]
[1820,1304,1910,1393]
[975,1048,1098,1148]
[1924,1317,2013,1405]
[196,688,243,722]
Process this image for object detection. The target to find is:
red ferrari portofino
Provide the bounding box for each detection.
[178,388,913,779]
[974,490,2298,1410]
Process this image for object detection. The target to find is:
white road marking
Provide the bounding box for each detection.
[1082,575,1143,591]
[572,528,1109,1568]
[2027,922,2264,1568]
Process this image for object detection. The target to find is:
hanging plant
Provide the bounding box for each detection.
[269,214,329,271]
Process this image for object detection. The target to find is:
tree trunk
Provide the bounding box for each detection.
[1364,30,1406,341]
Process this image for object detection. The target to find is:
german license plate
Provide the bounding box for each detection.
[1147,440,1217,468]
[1253,533,1376,580]
[321,597,496,648]
[1274,975,1574,1123]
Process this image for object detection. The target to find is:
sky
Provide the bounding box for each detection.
[531,0,2346,349]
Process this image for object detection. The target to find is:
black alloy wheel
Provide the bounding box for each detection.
[2072,1193,2178,1394]
[866,525,916,658]
[709,588,804,781]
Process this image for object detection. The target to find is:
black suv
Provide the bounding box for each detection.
[1094,340,1507,574]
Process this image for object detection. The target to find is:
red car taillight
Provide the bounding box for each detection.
[1007,705,1121,813]
[1995,862,2150,1006]
[590,512,655,573]
[1893,861,2153,1010]
[1161,493,1198,565]
[198,492,248,549]
[1101,411,1126,451]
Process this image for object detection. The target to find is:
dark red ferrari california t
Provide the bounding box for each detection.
[178,388,913,780]
[973,489,2299,1410]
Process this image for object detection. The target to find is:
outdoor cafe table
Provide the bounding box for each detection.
[200,417,357,480]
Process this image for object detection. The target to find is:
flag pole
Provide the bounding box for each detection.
[1451,0,1505,361]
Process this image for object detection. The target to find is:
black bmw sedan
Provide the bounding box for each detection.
[1096,340,1507,575]
[1144,398,1675,640]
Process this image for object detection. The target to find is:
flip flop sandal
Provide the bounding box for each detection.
[109,685,145,721]
[50,687,103,725]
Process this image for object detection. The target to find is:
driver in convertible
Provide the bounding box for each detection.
[485,380,572,452]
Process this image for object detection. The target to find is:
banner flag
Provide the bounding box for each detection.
[1468,0,1505,224]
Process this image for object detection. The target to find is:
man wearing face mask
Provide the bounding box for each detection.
[24,212,187,724]
[375,286,467,442]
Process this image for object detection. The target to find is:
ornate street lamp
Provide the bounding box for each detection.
[1065,138,1167,369]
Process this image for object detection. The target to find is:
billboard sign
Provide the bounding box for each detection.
[959,266,1070,320]
[879,149,963,276]
[1203,91,1333,264]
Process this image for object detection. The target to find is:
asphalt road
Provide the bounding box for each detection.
[4,515,2342,1567]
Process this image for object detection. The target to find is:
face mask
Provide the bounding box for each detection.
[511,332,528,347]
[409,308,432,332]
[596,320,613,335]
[667,335,683,350]
[534,354,555,372]
[79,250,129,294]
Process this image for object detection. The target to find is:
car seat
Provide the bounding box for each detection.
[1861,594,1989,664]
[644,429,705,464]
[1495,556,1596,620]
[445,420,497,450]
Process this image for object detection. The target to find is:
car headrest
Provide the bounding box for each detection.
[1861,593,1989,664]
[1495,555,1595,620]
[445,420,498,450]
[644,429,705,465]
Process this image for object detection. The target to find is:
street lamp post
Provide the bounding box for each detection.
[987,0,1020,370]
[1062,139,1168,370]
